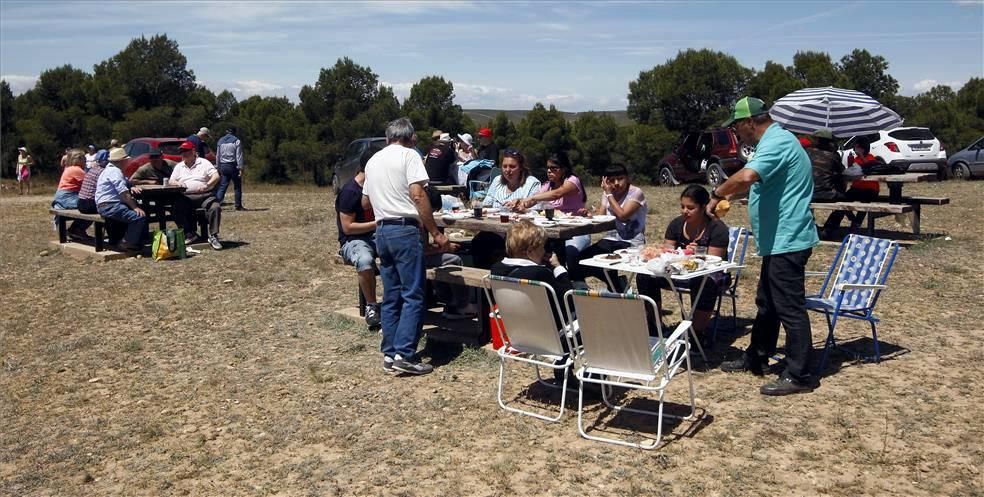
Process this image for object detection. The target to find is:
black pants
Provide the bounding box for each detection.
[747,248,813,383]
[571,239,630,291]
[818,188,878,232]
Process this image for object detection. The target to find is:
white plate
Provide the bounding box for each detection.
[533,219,557,227]
[692,254,723,264]
[591,215,615,223]
[592,253,626,263]
[442,212,471,220]
[557,218,590,226]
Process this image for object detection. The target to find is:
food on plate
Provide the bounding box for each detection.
[640,245,661,261]
[680,259,700,271]
[602,253,621,260]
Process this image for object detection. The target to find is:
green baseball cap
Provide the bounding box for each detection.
[723,97,768,126]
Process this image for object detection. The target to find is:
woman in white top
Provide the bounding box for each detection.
[455,133,476,163]
[483,148,541,209]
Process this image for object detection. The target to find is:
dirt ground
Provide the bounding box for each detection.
[1,179,982,497]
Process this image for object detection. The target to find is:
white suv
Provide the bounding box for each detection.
[838,127,947,176]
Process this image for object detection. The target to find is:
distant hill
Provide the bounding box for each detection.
[463,109,632,126]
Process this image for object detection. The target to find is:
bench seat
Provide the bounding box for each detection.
[875,195,950,206]
[809,201,913,214]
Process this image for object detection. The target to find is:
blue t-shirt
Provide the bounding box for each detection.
[335,178,374,245]
[745,123,819,256]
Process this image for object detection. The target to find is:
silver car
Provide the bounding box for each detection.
[947,136,984,180]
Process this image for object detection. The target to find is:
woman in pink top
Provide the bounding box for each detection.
[51,149,92,240]
[516,152,591,268]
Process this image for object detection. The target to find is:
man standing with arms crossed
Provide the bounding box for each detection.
[363,118,449,376]
[707,97,820,396]
[215,127,246,210]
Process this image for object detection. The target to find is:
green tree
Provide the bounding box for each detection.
[402,76,466,135]
[746,61,805,105]
[515,103,574,177]
[1,80,16,177]
[839,49,899,100]
[92,34,196,110]
[614,122,678,184]
[298,57,400,164]
[572,112,618,178]
[791,51,847,88]
[628,49,752,131]
[489,111,517,150]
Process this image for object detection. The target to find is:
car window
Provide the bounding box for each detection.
[715,130,731,146]
[367,140,385,157]
[970,137,984,150]
[345,141,367,160]
[158,141,184,155]
[888,128,935,141]
[128,142,150,157]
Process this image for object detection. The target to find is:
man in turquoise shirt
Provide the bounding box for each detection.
[707,97,819,396]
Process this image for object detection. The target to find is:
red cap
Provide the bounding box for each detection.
[478,128,493,138]
[179,141,195,151]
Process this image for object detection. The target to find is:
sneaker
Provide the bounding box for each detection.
[392,356,433,375]
[208,235,223,250]
[365,303,381,331]
[382,356,396,374]
[185,233,201,245]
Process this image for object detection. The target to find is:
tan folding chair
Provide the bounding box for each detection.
[565,289,696,449]
[483,274,577,422]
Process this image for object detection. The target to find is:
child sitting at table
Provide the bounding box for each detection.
[570,162,647,291]
[637,185,729,343]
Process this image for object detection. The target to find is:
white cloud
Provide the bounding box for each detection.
[1,74,37,94]
[912,79,964,92]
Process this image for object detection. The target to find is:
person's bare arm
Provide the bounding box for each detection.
[339,211,375,235]
[604,192,643,221]
[205,170,220,191]
[120,191,145,217]
[706,168,759,218]
[521,180,577,208]
[409,182,448,250]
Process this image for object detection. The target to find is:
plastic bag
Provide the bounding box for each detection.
[152,228,186,261]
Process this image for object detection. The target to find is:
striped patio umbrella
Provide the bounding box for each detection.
[769,87,902,138]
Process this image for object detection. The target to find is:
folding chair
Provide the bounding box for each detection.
[710,226,749,340]
[806,234,900,373]
[564,290,696,449]
[482,275,577,422]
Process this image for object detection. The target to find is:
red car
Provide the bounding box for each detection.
[122,137,215,178]
[657,127,753,187]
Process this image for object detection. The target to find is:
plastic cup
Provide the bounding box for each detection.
[545,208,555,220]
[499,213,509,223]
[474,207,483,219]
[695,246,708,257]
[162,177,169,186]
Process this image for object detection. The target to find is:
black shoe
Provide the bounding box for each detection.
[365,303,381,331]
[720,356,764,376]
[760,376,815,396]
[382,357,396,374]
[235,206,246,211]
[185,233,201,245]
[392,357,433,375]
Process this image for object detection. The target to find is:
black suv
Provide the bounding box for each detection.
[331,137,387,194]
[657,127,753,187]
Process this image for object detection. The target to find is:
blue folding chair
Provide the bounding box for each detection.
[806,234,900,373]
[710,226,749,341]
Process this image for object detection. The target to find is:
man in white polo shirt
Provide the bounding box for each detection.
[363,117,449,376]
[168,140,223,250]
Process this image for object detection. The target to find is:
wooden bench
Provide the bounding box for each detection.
[333,254,493,343]
[50,209,110,251]
[810,201,913,236]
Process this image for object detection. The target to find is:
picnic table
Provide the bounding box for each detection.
[435,211,616,240]
[864,173,936,204]
[581,254,738,362]
[432,184,468,197]
[134,184,187,231]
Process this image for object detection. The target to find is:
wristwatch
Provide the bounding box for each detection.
[710,188,725,201]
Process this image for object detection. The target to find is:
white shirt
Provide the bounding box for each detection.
[169,157,217,194]
[363,143,429,221]
[85,153,97,170]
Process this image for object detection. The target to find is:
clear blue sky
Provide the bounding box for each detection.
[1,0,981,111]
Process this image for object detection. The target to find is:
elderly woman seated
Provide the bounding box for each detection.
[490,219,573,332]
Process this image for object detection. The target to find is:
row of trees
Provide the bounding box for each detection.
[2,37,981,186]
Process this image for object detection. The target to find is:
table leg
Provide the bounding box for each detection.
[57,216,67,244]
[887,182,903,204]
[662,274,708,363]
[912,204,921,235]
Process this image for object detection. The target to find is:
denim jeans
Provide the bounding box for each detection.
[97,201,148,248]
[215,164,242,208]
[375,224,426,360]
[52,189,91,232]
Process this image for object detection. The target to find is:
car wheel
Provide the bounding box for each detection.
[953,162,971,180]
[706,163,726,188]
[658,166,679,187]
[738,142,755,162]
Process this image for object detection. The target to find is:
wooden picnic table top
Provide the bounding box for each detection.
[432,184,468,195]
[134,184,186,195]
[863,173,936,184]
[436,213,615,239]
